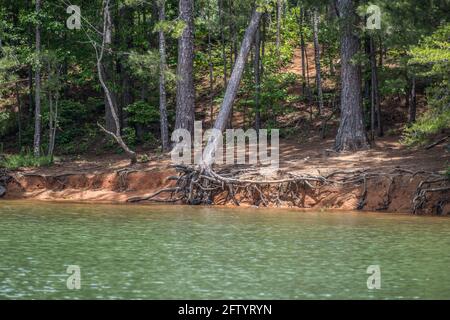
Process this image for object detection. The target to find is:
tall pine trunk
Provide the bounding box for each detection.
[276,0,282,54]
[254,22,261,134]
[312,7,323,115]
[298,7,307,95]
[334,0,369,152]
[207,0,215,126]
[370,35,383,137]
[408,75,417,123]
[158,0,170,152]
[218,0,227,88]
[33,0,42,157]
[175,0,195,134]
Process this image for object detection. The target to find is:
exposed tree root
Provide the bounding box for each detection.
[127,165,449,214]
[0,169,11,197]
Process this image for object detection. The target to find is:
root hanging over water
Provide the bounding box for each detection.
[127,165,449,214]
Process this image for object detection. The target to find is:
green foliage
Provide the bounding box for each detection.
[402,24,450,146]
[0,111,14,137]
[402,82,450,146]
[408,24,450,79]
[0,151,53,170]
[154,19,186,39]
[127,50,160,82]
[50,99,102,155]
[125,101,160,126]
[122,127,137,147]
[378,74,407,96]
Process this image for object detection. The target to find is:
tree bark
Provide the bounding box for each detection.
[14,83,22,149]
[218,0,227,88]
[254,22,261,134]
[276,0,282,54]
[408,75,417,123]
[202,8,263,167]
[158,0,170,152]
[95,0,136,164]
[312,7,323,115]
[119,5,134,130]
[33,0,42,157]
[207,0,215,126]
[334,0,369,152]
[103,0,118,133]
[369,35,383,137]
[175,0,195,134]
[298,7,307,95]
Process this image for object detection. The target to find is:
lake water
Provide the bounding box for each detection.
[0,201,449,299]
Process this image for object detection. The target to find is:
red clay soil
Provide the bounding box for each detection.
[2,135,449,214]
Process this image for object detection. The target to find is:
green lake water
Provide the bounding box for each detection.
[0,201,449,299]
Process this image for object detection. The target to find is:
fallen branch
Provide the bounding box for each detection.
[425,136,449,150]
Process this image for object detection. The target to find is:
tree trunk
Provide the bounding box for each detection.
[299,7,307,95]
[370,35,383,137]
[33,0,42,157]
[96,0,136,164]
[276,0,282,54]
[119,5,134,130]
[334,0,369,152]
[158,1,170,152]
[175,0,195,134]
[47,85,58,159]
[103,0,118,133]
[207,0,215,126]
[254,22,261,134]
[203,8,263,167]
[312,7,323,115]
[27,0,33,117]
[227,0,237,129]
[218,0,227,88]
[408,75,417,123]
[14,83,22,149]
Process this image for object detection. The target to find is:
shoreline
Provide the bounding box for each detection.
[2,166,448,215]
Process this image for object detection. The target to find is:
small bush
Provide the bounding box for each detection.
[0,152,53,170]
[402,83,450,146]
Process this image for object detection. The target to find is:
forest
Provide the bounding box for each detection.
[0,0,449,213]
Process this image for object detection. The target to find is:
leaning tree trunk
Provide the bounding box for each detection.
[202,8,263,168]
[158,0,170,152]
[312,7,324,115]
[103,0,118,133]
[175,0,195,134]
[95,0,137,164]
[33,0,42,157]
[334,0,369,152]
